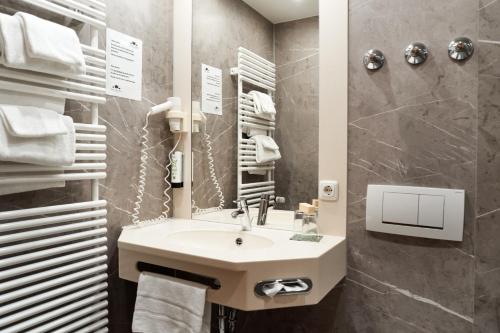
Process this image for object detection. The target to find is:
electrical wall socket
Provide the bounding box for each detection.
[319,180,339,201]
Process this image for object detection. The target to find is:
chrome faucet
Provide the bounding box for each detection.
[257,195,285,225]
[231,197,252,231]
[257,194,270,225]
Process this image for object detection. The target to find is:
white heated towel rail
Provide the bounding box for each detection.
[0,1,108,332]
[231,47,276,207]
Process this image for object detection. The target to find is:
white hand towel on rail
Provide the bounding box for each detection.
[0,107,75,166]
[0,89,65,115]
[0,14,27,68]
[16,12,85,75]
[0,13,85,76]
[251,135,281,164]
[0,105,67,137]
[132,272,211,333]
[248,90,276,120]
[0,181,65,196]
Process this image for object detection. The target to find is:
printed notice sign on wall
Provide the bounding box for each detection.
[106,28,143,101]
[201,64,222,115]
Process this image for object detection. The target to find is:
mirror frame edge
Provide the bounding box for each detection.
[172,0,193,219]
[318,0,348,237]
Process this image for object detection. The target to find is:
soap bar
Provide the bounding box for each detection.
[299,203,315,215]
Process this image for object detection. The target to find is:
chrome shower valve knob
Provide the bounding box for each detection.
[404,42,428,65]
[448,37,474,61]
[363,49,385,70]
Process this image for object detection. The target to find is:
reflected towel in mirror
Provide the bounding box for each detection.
[249,90,276,120]
[251,135,281,163]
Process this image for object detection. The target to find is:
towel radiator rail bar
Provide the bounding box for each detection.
[0,1,109,331]
[20,0,106,29]
[49,0,106,20]
[240,180,274,188]
[0,199,106,220]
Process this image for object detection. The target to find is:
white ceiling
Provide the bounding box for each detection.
[241,0,318,24]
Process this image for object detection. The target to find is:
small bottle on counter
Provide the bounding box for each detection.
[294,210,305,233]
[297,202,318,235]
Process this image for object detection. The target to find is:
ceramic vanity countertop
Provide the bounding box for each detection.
[118,219,345,271]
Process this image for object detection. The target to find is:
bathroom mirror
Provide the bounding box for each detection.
[190,0,319,230]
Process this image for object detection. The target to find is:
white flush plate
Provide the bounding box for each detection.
[366,185,464,241]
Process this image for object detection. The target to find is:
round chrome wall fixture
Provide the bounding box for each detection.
[363,49,385,70]
[448,37,474,61]
[404,42,428,65]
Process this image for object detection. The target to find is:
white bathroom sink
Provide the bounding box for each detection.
[165,230,274,251]
[118,219,346,311]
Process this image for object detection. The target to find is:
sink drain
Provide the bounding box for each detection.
[235,237,243,246]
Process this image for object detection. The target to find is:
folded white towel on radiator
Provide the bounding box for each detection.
[251,135,281,164]
[0,106,75,166]
[0,13,27,68]
[0,105,68,137]
[248,90,276,120]
[0,13,85,76]
[16,12,85,75]
[0,181,65,196]
[132,272,211,333]
[0,89,65,115]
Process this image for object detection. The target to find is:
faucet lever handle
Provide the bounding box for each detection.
[275,196,285,204]
[233,197,249,209]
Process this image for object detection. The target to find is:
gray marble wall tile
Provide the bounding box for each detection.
[191,0,274,212]
[479,0,500,41]
[475,38,500,331]
[102,1,174,331]
[344,0,479,332]
[274,17,319,211]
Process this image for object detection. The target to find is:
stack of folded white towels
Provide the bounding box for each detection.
[245,91,281,175]
[0,12,86,195]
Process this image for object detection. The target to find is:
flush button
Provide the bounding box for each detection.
[418,195,445,228]
[382,192,419,225]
